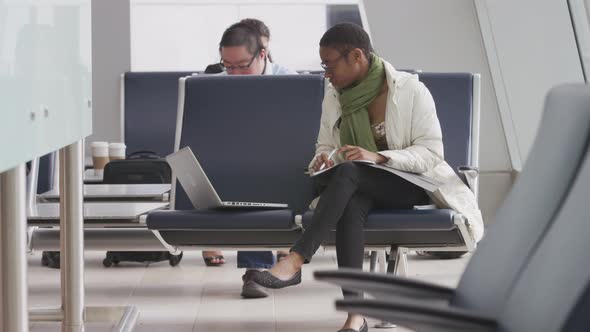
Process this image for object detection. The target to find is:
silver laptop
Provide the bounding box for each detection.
[167,147,288,210]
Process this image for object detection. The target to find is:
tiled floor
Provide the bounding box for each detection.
[28,250,470,331]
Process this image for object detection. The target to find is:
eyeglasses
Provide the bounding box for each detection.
[220,51,259,71]
[320,50,351,71]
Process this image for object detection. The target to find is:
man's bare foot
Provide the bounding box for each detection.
[268,252,304,281]
[202,250,225,266]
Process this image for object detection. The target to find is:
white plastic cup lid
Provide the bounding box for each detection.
[91,141,109,157]
[91,141,109,148]
[109,142,126,149]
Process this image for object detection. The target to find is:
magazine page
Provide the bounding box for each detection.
[310,161,443,192]
[310,160,375,177]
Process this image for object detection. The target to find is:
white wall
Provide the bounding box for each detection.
[237,4,326,70]
[130,0,342,71]
[130,3,237,71]
[88,0,131,154]
[361,0,513,222]
[475,0,584,220]
[476,0,585,165]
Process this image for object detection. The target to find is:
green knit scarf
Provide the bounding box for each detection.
[339,53,385,152]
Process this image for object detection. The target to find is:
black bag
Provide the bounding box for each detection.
[102,251,183,267]
[204,63,224,74]
[41,251,61,269]
[103,150,172,184]
[41,250,179,269]
[40,150,182,269]
[102,150,183,267]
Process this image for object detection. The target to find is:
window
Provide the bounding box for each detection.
[130,0,361,72]
[327,4,363,28]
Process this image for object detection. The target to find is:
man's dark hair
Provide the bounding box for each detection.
[219,22,263,55]
[240,18,270,39]
[319,22,373,57]
[239,18,272,62]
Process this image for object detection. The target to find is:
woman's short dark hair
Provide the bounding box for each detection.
[240,18,270,39]
[219,22,263,55]
[319,23,373,57]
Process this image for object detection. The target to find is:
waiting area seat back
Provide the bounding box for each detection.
[123,71,196,157]
[417,73,474,172]
[172,75,325,215]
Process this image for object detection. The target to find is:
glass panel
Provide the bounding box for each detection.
[0,0,92,173]
[238,4,327,70]
[130,1,361,71]
[131,3,238,71]
[327,4,362,28]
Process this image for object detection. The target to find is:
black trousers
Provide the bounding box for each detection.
[291,162,429,297]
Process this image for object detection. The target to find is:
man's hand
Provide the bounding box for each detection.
[311,152,335,172]
[339,145,388,164]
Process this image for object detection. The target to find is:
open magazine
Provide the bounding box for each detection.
[310,159,443,192]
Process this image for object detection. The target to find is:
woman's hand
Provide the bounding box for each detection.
[311,152,335,172]
[339,145,388,164]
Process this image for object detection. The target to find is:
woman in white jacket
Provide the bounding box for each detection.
[251,23,484,332]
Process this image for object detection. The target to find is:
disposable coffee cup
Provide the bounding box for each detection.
[109,143,126,161]
[91,141,109,176]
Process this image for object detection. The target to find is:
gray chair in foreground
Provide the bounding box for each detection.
[337,141,590,332]
[318,84,590,331]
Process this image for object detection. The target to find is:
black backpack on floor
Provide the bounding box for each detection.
[102,150,183,267]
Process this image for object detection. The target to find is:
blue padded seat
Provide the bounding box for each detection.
[123,71,196,157]
[155,229,303,247]
[153,225,463,247]
[37,152,56,194]
[147,209,295,230]
[366,209,456,230]
[303,209,456,231]
[301,209,463,247]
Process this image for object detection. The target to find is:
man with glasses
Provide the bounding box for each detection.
[205,18,274,74]
[202,19,282,266]
[217,21,294,76]
[207,21,296,299]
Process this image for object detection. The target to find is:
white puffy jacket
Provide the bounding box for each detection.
[309,60,484,243]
